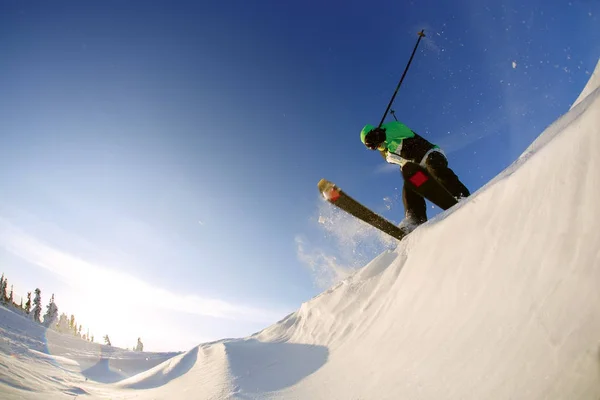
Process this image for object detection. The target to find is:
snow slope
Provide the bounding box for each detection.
[2,59,600,399]
[0,305,179,399]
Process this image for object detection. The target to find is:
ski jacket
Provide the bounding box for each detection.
[360,121,439,166]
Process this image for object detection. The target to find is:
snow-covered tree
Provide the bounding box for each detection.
[31,288,42,323]
[55,313,70,333]
[24,292,31,315]
[78,324,82,338]
[91,335,94,343]
[42,294,59,328]
[0,275,7,303]
[8,285,14,304]
[69,315,76,335]
[135,337,144,352]
[103,335,111,346]
[19,298,23,310]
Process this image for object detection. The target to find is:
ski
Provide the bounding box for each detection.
[317,162,458,241]
[317,179,407,241]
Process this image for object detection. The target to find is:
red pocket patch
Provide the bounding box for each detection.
[408,171,429,187]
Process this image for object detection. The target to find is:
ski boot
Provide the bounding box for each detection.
[398,213,426,236]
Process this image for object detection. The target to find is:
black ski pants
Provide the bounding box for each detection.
[402,151,470,223]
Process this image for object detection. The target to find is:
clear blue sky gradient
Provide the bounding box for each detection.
[0,0,599,350]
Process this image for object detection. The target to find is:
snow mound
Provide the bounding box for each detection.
[118,346,201,389]
[116,342,236,399]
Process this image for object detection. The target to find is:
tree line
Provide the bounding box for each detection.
[1,272,144,351]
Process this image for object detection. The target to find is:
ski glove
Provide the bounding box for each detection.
[385,151,406,166]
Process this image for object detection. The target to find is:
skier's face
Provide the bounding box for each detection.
[365,128,385,150]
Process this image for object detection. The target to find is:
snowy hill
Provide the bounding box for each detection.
[0,305,179,398]
[2,60,600,399]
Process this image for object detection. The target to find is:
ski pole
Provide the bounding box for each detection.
[378,30,426,128]
[390,109,399,121]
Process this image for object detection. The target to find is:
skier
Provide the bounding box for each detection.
[360,120,470,234]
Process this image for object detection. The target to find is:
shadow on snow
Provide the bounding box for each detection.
[225,339,329,394]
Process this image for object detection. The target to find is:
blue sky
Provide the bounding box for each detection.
[0,0,598,351]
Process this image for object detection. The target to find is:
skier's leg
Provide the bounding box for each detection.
[424,152,470,199]
[402,180,427,224]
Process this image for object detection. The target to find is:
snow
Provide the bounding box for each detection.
[572,60,600,109]
[0,305,179,399]
[2,60,600,399]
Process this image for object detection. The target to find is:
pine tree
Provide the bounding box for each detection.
[8,285,14,304]
[135,337,144,352]
[56,313,70,333]
[103,335,111,346]
[42,294,59,328]
[24,292,31,315]
[31,288,42,323]
[91,335,94,343]
[19,298,23,310]
[78,324,82,338]
[0,275,7,304]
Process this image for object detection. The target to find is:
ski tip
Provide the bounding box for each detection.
[317,179,341,202]
[317,178,333,193]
